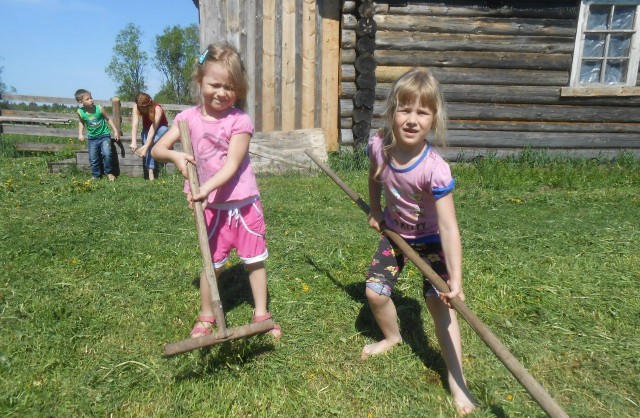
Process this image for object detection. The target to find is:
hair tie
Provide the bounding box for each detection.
[198,50,208,65]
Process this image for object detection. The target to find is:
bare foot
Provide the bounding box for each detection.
[148,169,155,181]
[452,387,477,417]
[361,338,402,360]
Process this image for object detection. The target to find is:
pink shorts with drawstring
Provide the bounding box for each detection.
[204,196,268,269]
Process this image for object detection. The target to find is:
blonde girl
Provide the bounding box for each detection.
[364,68,476,416]
[151,44,281,339]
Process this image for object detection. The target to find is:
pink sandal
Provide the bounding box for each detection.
[190,314,216,338]
[252,312,282,339]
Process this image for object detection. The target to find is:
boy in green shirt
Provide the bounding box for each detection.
[75,89,121,180]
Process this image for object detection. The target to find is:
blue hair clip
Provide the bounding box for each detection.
[198,50,208,65]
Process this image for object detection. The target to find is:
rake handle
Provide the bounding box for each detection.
[305,150,569,418]
[178,121,227,335]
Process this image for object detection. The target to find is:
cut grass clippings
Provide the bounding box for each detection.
[0,146,639,417]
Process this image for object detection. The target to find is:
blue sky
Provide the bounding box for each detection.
[0,0,199,101]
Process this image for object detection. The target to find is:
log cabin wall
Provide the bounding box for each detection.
[341,1,640,160]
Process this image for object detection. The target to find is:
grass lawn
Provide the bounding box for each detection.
[1,144,639,417]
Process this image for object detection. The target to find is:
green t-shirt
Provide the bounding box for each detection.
[78,105,111,138]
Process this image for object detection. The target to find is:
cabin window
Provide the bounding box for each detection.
[565,0,640,96]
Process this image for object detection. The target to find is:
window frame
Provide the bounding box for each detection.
[563,0,640,97]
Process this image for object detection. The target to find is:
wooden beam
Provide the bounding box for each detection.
[319,0,341,151]
[261,0,277,131]
[301,0,317,129]
[281,0,297,131]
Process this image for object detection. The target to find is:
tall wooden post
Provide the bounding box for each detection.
[111,97,122,136]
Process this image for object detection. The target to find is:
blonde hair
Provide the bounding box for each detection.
[375,68,447,180]
[192,43,248,110]
[135,92,155,122]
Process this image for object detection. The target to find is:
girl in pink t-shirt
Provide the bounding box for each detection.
[152,44,280,340]
[364,69,476,416]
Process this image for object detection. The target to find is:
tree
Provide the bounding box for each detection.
[154,24,199,104]
[106,23,148,101]
[0,59,16,96]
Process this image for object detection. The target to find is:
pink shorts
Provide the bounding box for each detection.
[205,196,268,269]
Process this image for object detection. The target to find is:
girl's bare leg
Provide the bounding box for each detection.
[247,261,268,317]
[191,268,219,338]
[426,296,477,416]
[361,288,403,360]
[247,261,281,338]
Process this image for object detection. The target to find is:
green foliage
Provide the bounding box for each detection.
[153,24,199,104]
[327,147,370,171]
[0,60,15,95]
[106,23,148,101]
[0,151,639,417]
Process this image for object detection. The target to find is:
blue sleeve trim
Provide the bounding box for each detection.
[433,178,455,199]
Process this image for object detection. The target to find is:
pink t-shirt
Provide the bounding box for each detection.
[368,133,455,239]
[175,106,259,203]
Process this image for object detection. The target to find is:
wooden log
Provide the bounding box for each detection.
[375,31,575,54]
[339,128,640,149]
[14,142,84,152]
[1,125,134,139]
[448,120,640,133]
[341,65,569,86]
[355,72,377,89]
[343,83,640,107]
[446,130,640,149]
[370,50,571,71]
[372,14,577,37]
[354,54,376,73]
[352,120,372,139]
[0,109,77,120]
[353,89,376,108]
[384,4,578,19]
[0,116,72,124]
[344,117,640,134]
[340,99,640,123]
[340,48,572,72]
[356,36,376,55]
[0,94,189,112]
[356,16,377,37]
[441,147,640,161]
[352,107,373,124]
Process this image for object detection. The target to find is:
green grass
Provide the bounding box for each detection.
[1,145,639,417]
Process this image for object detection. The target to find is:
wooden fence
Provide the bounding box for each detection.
[0,93,327,176]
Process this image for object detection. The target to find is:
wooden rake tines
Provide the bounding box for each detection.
[304,150,570,418]
[162,122,274,358]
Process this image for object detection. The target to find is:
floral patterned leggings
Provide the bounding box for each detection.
[365,234,449,298]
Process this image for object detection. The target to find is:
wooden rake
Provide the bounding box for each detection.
[305,150,569,418]
[163,122,274,357]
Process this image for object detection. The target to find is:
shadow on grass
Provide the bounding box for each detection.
[305,255,506,417]
[171,338,276,381]
[191,263,277,314]
[168,263,276,377]
[304,256,448,381]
